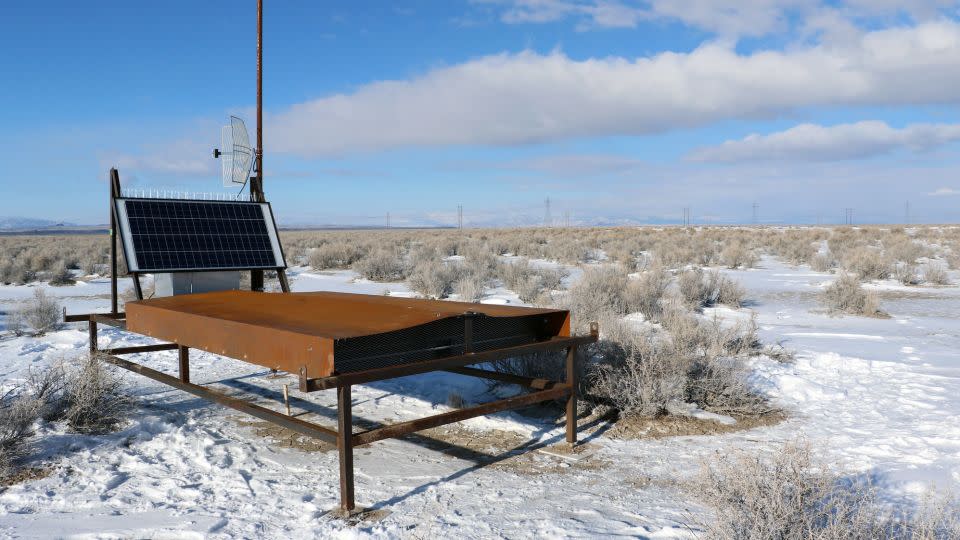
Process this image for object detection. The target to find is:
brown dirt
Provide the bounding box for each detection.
[606,410,787,440]
[0,466,55,491]
[325,506,393,525]
[234,419,336,453]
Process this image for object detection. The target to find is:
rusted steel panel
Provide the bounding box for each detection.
[126,291,571,378]
[126,301,334,377]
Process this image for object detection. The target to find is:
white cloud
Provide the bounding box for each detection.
[476,0,958,37]
[928,187,960,196]
[103,138,217,177]
[688,121,960,162]
[268,21,960,157]
[476,0,645,29]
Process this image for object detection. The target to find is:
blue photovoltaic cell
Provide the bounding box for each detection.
[118,199,283,272]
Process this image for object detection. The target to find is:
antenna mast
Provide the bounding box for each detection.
[251,0,265,291]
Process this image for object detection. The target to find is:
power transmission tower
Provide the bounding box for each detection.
[564,210,570,228]
[457,204,463,230]
[682,207,691,226]
[544,197,552,227]
[752,202,759,224]
[386,212,391,228]
[843,208,853,225]
[905,200,910,224]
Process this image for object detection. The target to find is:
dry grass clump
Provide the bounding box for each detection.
[895,263,921,286]
[9,290,61,336]
[0,261,37,285]
[61,355,132,434]
[811,253,836,273]
[923,262,951,286]
[351,248,408,281]
[453,272,487,303]
[678,268,746,309]
[562,266,629,330]
[0,392,40,478]
[693,440,960,539]
[0,356,132,479]
[720,242,758,269]
[842,247,891,281]
[47,261,75,286]
[624,264,672,321]
[495,256,568,301]
[591,312,768,418]
[821,274,886,318]
[308,241,364,270]
[407,258,457,299]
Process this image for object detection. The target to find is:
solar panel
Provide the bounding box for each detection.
[113,198,286,273]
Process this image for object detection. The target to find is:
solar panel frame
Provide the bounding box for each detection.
[113,197,287,274]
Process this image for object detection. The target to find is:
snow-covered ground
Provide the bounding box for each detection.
[1,257,958,538]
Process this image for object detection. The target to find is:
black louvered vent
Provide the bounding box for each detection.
[333,313,553,373]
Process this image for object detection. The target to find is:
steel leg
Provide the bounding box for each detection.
[337,384,355,511]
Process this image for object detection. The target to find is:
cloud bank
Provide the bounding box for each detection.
[268,21,960,157]
[688,121,960,162]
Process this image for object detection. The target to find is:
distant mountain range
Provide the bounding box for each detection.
[0,217,77,230]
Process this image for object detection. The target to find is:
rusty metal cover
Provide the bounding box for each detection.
[125,291,570,378]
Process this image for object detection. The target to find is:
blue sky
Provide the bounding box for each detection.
[2,1,960,227]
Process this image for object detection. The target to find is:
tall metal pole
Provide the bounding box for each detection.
[251,0,265,291]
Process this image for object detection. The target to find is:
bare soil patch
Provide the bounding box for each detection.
[607,410,787,440]
[0,466,55,492]
[235,419,336,453]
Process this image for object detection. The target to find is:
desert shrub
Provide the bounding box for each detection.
[454,273,486,303]
[0,262,36,285]
[923,262,951,286]
[821,274,885,318]
[407,259,457,298]
[27,363,68,422]
[498,258,535,291]
[562,266,629,330]
[810,253,835,273]
[446,392,465,409]
[591,323,687,416]
[352,249,407,281]
[6,309,25,336]
[62,355,131,434]
[48,261,75,286]
[895,263,921,286]
[886,235,930,264]
[693,440,960,540]
[17,289,61,335]
[686,355,770,416]
[624,264,672,321]
[80,254,102,276]
[679,268,745,309]
[0,392,40,478]
[842,247,891,281]
[720,243,758,269]
[493,349,585,391]
[591,314,766,418]
[535,267,568,291]
[308,242,364,270]
[713,273,746,308]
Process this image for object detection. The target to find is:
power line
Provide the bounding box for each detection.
[843,208,853,225]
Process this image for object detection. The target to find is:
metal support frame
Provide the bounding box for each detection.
[80,314,598,512]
